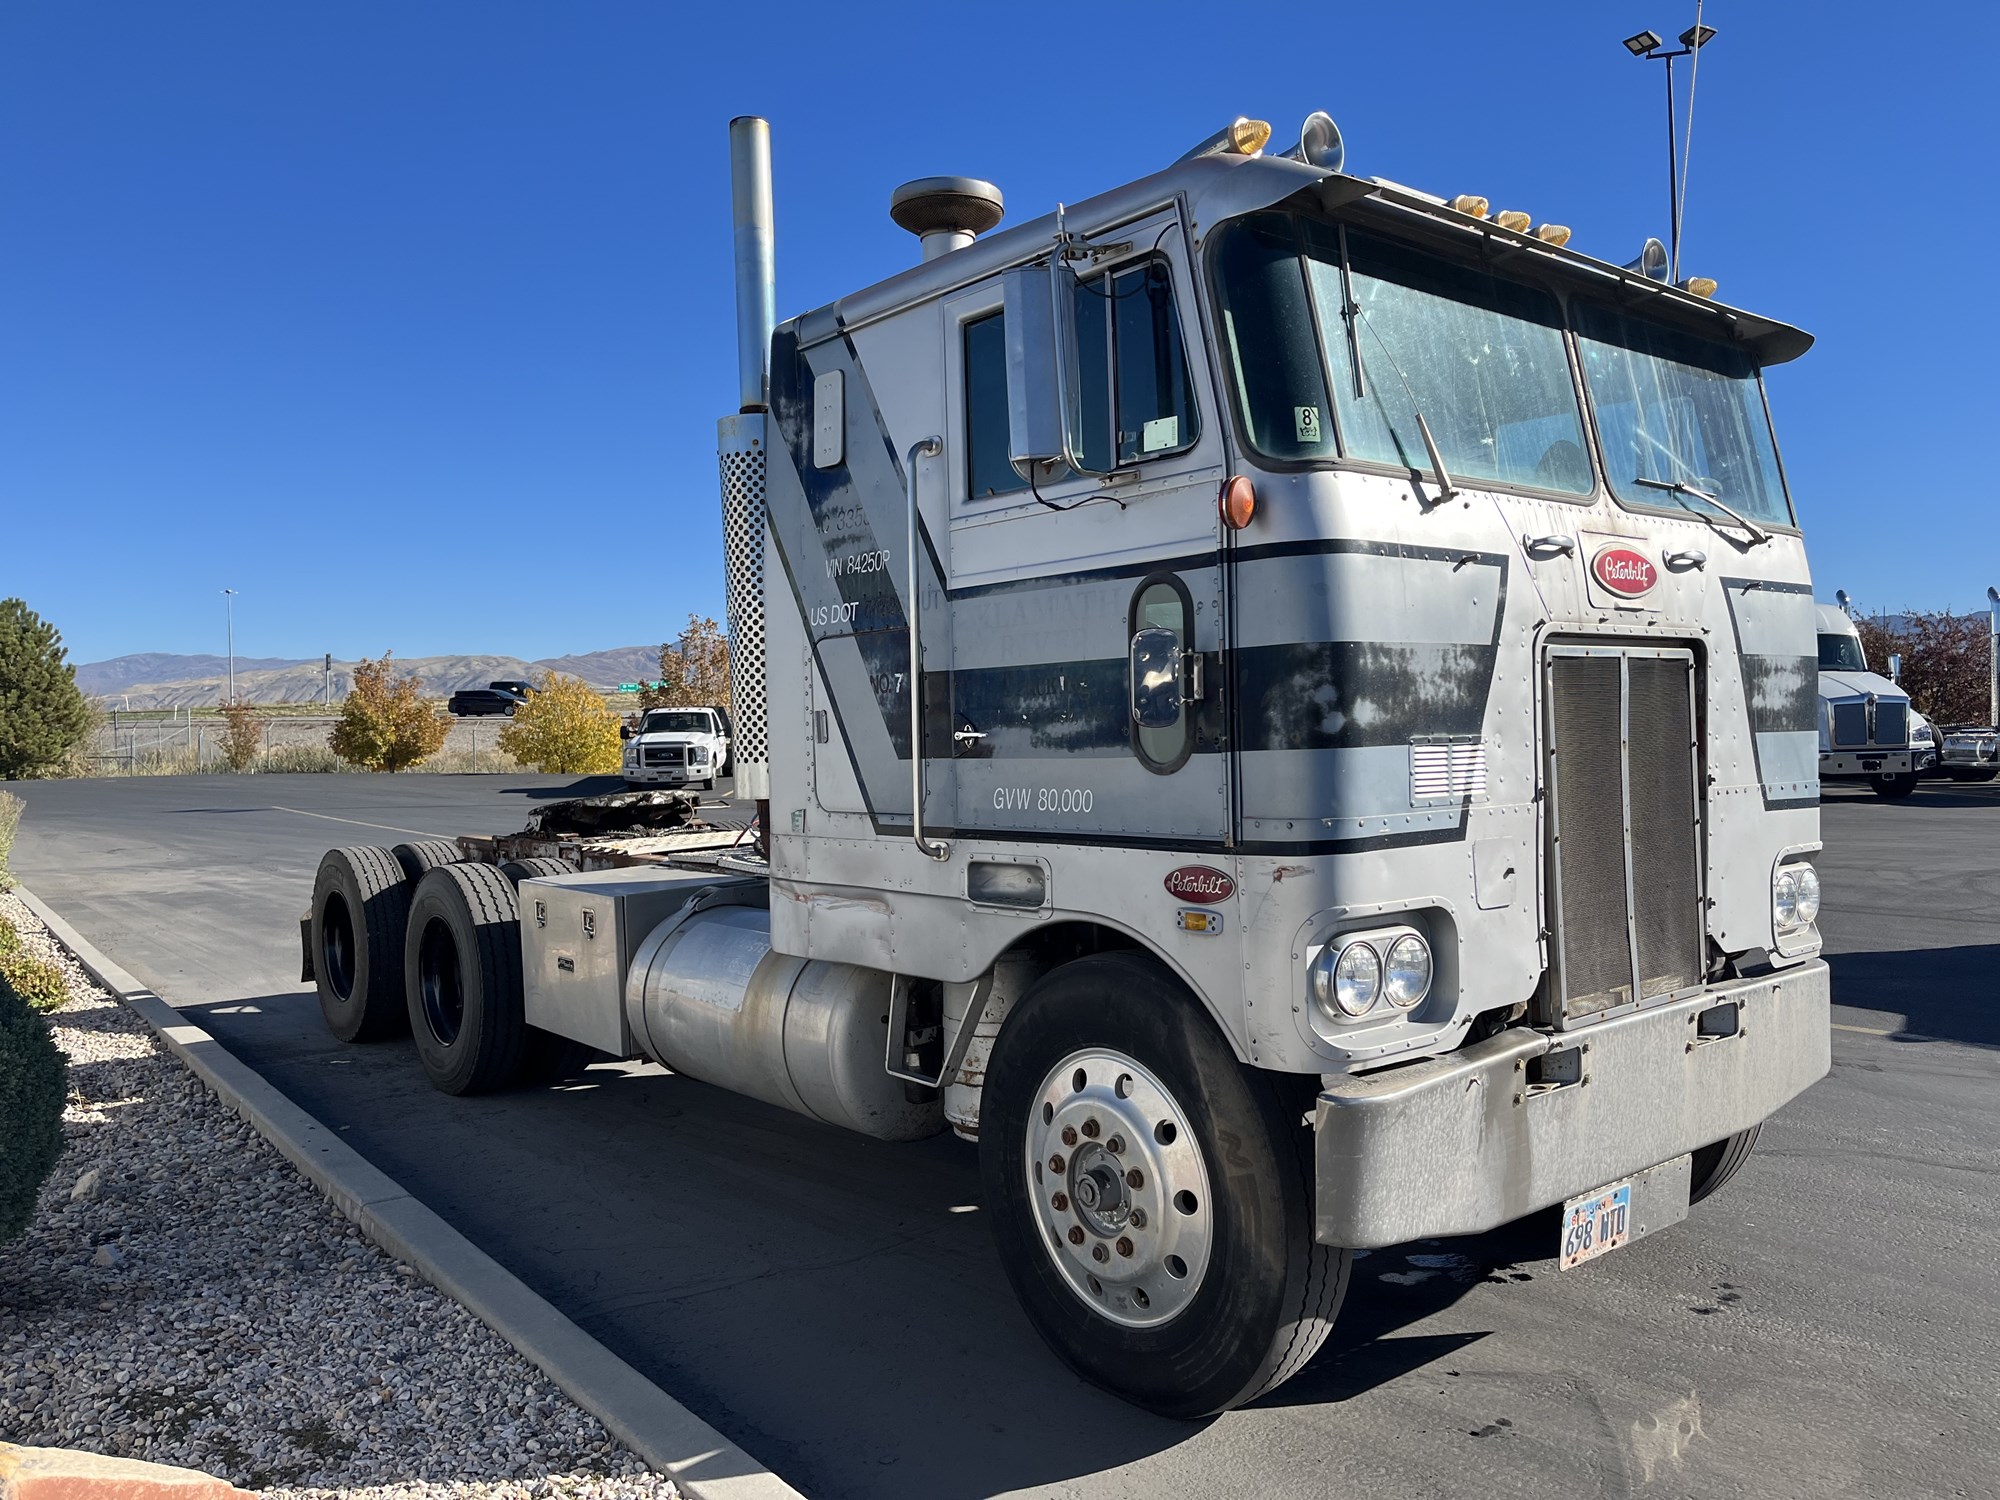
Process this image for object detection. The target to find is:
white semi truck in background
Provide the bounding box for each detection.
[305,111,1832,1416]
[1815,604,1921,797]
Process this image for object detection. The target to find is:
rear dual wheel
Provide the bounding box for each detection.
[981,953,1348,1418]
[312,846,412,1042]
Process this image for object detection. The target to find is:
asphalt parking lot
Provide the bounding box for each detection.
[5,772,1996,1500]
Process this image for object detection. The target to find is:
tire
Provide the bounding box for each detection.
[391,840,462,882]
[1872,772,1919,799]
[700,777,715,791]
[979,953,1349,1418]
[311,846,412,1042]
[403,863,527,1095]
[1688,1124,1760,1204]
[497,857,576,885]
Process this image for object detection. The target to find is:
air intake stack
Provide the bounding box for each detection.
[719,116,774,809]
[890,176,1004,262]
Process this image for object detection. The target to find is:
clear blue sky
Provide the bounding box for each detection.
[3,1,1992,667]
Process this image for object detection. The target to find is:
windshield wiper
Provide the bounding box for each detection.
[1635,476,1771,546]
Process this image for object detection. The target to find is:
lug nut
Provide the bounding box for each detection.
[1106,1135,1124,1154]
[1051,1192,1069,1212]
[1126,1169,1144,1189]
[1067,1225,1085,1245]
[1061,1125,1078,1147]
[1050,1153,1066,1174]
[1091,1244,1109,1263]
[1115,1237,1134,1258]
[1081,1118,1101,1138]
[1131,1207,1147,1229]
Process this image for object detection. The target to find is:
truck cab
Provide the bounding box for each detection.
[1816,604,1919,797]
[622,705,731,790]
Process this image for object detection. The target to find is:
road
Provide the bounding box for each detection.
[5,771,1996,1500]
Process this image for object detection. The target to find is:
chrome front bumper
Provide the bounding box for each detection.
[1313,964,1830,1247]
[1821,751,1913,777]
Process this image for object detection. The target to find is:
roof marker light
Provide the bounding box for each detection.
[1449,194,1489,218]
[1493,209,1531,233]
[1534,223,1573,247]
[1178,117,1273,162]
[1680,276,1718,299]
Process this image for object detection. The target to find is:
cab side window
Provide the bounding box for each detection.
[961,260,1200,501]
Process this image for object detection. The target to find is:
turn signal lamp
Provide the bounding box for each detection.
[1534,223,1573,247]
[1228,118,1273,155]
[1449,194,1489,218]
[1220,475,1256,530]
[1494,209,1531,233]
[1681,275,1718,299]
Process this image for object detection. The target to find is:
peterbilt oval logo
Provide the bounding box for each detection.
[1591,545,1658,598]
[1165,866,1235,904]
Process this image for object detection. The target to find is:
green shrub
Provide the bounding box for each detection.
[257,743,347,774]
[0,789,20,889]
[0,951,68,1014]
[0,965,66,1243]
[0,911,18,956]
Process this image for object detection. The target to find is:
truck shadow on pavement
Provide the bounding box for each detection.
[1825,945,2000,1049]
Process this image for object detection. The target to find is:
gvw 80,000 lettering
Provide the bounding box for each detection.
[993,787,1095,814]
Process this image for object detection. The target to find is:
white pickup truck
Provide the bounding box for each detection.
[621,705,731,791]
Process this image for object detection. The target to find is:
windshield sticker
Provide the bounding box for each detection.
[1294,405,1322,444]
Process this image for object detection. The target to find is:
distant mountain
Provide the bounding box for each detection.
[75,653,312,698]
[75,647,666,708]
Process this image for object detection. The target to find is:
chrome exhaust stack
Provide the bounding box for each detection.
[719,116,773,806]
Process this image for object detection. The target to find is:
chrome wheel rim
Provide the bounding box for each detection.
[1025,1048,1213,1329]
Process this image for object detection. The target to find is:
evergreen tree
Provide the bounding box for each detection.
[0,599,93,780]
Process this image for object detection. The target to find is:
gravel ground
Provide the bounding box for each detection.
[0,890,682,1500]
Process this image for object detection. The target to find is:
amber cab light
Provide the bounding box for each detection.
[1221,475,1257,530]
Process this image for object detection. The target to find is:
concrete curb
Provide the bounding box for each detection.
[14,885,805,1500]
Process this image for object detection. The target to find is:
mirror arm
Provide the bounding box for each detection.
[1048,204,1112,481]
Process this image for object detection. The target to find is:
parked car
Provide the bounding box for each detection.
[448,684,529,717]
[487,679,537,698]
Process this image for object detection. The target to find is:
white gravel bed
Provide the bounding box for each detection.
[0,891,682,1500]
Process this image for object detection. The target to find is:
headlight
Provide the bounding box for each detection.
[1382,934,1433,1009]
[1311,940,1381,1019]
[1773,862,1819,936]
[1793,864,1820,927]
[690,746,709,762]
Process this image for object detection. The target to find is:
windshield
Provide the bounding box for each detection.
[1574,302,1792,527]
[1817,634,1867,673]
[641,711,712,734]
[1213,216,1593,494]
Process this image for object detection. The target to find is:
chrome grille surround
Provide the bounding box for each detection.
[1543,645,1706,1027]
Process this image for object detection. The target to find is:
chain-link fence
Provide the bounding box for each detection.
[88,712,523,772]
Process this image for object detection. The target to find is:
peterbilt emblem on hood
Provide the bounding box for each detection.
[1165,866,1234,904]
[1591,545,1658,598]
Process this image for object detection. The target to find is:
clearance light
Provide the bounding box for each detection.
[1494,209,1531,233]
[1534,223,1573,247]
[1449,194,1489,218]
[1680,275,1718,299]
[1220,475,1256,530]
[1228,117,1273,155]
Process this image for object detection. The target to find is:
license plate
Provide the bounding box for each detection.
[1559,1181,1633,1269]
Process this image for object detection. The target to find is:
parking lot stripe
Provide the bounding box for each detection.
[268,805,456,840]
[1832,1022,1897,1036]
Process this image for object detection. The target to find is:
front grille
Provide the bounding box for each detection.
[1873,700,1908,746]
[1545,648,1704,1024]
[642,746,686,767]
[1832,702,1867,747]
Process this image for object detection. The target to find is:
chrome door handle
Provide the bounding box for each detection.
[953,728,987,745]
[1524,533,1577,558]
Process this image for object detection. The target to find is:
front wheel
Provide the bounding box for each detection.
[980,953,1349,1418]
[1689,1124,1760,1203]
[1873,772,1919,799]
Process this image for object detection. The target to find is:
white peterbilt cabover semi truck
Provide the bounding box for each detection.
[306,111,1832,1417]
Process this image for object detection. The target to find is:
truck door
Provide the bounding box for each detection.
[941,214,1230,847]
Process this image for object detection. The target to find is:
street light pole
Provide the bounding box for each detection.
[221,589,238,704]
[1622,20,1718,283]
[1987,585,1998,728]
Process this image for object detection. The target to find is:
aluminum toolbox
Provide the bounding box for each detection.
[520,867,721,1057]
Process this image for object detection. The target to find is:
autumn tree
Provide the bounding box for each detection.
[0,599,93,780]
[637,615,732,714]
[218,700,264,772]
[498,672,622,774]
[1856,610,1993,726]
[330,653,449,771]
